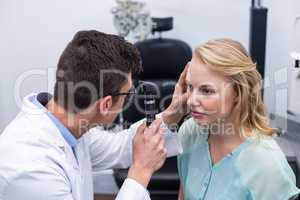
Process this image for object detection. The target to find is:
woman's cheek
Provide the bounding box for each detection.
[202,98,219,115]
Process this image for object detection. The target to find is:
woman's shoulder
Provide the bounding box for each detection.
[235,136,300,199]
[236,136,291,175]
[237,136,287,167]
[177,118,208,154]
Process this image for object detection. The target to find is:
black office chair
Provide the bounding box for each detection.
[113,17,192,199]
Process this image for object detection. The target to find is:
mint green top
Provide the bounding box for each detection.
[177,118,300,200]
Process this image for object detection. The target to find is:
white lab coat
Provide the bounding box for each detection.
[0,93,180,200]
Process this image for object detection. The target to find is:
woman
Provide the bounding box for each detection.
[177,39,300,200]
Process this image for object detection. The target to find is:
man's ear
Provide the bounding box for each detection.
[98,96,113,115]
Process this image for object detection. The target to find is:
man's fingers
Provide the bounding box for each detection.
[161,148,167,158]
[178,62,190,86]
[151,130,164,146]
[182,92,190,102]
[136,122,146,136]
[146,118,162,135]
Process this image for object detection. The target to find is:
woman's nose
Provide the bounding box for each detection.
[187,91,200,108]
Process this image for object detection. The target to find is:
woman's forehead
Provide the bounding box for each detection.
[186,58,230,87]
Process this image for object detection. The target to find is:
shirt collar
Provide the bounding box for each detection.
[29,92,78,148]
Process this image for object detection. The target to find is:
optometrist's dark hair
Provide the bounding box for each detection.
[54,30,142,113]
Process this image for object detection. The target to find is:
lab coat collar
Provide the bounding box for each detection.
[21,93,78,149]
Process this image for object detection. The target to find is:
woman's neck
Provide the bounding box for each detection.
[207,119,250,158]
[208,130,245,152]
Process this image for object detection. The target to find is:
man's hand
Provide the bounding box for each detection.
[128,119,167,188]
[162,62,190,127]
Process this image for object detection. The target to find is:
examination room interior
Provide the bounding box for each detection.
[0,0,300,199]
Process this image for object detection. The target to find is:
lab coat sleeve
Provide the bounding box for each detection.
[88,115,181,172]
[115,178,151,200]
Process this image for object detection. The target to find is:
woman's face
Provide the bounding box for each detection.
[186,55,237,126]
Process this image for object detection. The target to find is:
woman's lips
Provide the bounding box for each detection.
[191,110,208,118]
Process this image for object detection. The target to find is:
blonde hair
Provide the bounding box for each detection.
[195,38,276,137]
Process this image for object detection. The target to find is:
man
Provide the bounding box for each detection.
[0,30,188,200]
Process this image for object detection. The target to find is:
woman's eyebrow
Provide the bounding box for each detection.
[197,84,216,90]
[199,84,212,88]
[185,80,213,87]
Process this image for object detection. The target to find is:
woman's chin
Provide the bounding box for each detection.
[192,117,212,126]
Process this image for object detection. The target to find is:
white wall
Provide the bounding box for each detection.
[263,0,300,123]
[0,0,116,131]
[0,0,298,131]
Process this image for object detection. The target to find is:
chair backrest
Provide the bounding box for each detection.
[137,38,192,80]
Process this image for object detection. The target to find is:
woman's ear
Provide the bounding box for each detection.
[98,96,113,115]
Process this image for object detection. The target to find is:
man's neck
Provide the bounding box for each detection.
[46,99,83,139]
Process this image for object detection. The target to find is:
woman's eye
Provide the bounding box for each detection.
[200,88,215,95]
